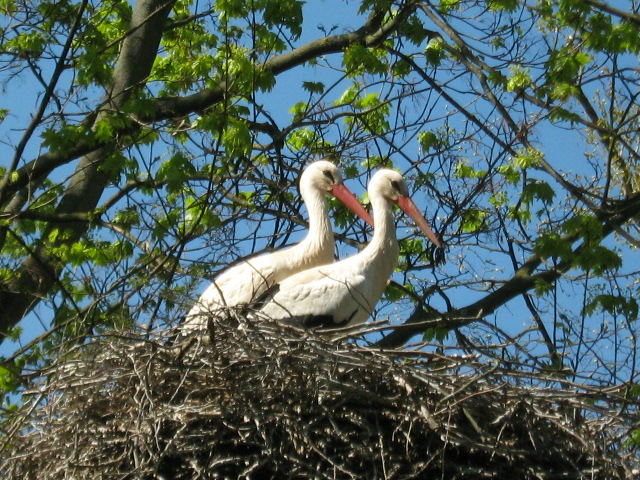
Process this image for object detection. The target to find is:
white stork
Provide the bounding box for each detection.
[255,168,442,329]
[182,160,374,333]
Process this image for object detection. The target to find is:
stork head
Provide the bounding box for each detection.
[301,160,374,227]
[301,160,344,194]
[369,169,442,248]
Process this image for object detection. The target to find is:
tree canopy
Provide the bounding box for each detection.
[0,0,638,448]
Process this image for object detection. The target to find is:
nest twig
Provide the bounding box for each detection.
[2,316,637,479]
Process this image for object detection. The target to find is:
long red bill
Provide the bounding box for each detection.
[396,195,442,247]
[331,184,374,227]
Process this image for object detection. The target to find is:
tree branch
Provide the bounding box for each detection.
[377,191,640,348]
[1,2,417,203]
[0,1,418,340]
[0,0,177,340]
[582,0,640,26]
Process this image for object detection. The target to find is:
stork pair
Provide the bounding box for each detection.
[183,160,442,334]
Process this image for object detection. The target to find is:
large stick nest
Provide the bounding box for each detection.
[2,317,637,479]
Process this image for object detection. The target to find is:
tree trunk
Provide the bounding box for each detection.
[0,0,176,339]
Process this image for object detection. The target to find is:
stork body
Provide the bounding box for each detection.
[257,169,442,329]
[182,161,373,333]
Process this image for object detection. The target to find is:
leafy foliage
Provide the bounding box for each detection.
[0,3,639,464]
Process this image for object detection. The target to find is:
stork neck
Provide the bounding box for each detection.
[300,185,332,252]
[366,194,398,256]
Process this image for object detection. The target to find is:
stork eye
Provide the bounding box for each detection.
[322,170,336,183]
[390,180,401,192]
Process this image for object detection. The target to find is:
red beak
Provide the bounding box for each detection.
[331,184,374,227]
[396,195,442,247]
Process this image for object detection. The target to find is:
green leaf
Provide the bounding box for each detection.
[584,294,638,319]
[336,84,359,105]
[522,179,555,205]
[0,364,20,394]
[41,124,90,153]
[0,0,18,15]
[68,241,89,267]
[5,325,22,342]
[361,156,388,170]
[549,83,578,101]
[627,429,640,448]
[383,283,405,302]
[488,70,508,89]
[497,164,521,184]
[460,208,488,233]
[343,43,387,77]
[287,128,315,151]
[94,118,114,143]
[400,237,425,256]
[512,146,543,169]
[357,92,381,109]
[221,118,252,157]
[562,214,602,239]
[425,37,446,66]
[534,233,573,262]
[289,102,309,122]
[156,152,197,193]
[184,196,221,234]
[418,131,439,151]
[486,0,518,11]
[215,0,246,20]
[262,0,303,38]
[302,81,324,94]
[438,0,461,13]
[574,245,622,275]
[549,107,581,123]
[422,325,450,342]
[112,207,141,229]
[392,58,412,76]
[583,15,640,54]
[546,47,591,85]
[506,65,531,92]
[489,191,508,208]
[98,152,131,183]
[454,160,485,179]
[5,30,47,58]
[534,277,555,296]
[400,14,430,46]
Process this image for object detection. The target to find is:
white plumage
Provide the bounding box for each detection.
[181,160,373,333]
[256,169,442,329]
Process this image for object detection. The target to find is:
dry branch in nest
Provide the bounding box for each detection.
[1,316,637,479]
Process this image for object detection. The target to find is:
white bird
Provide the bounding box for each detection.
[182,160,374,333]
[255,168,442,329]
